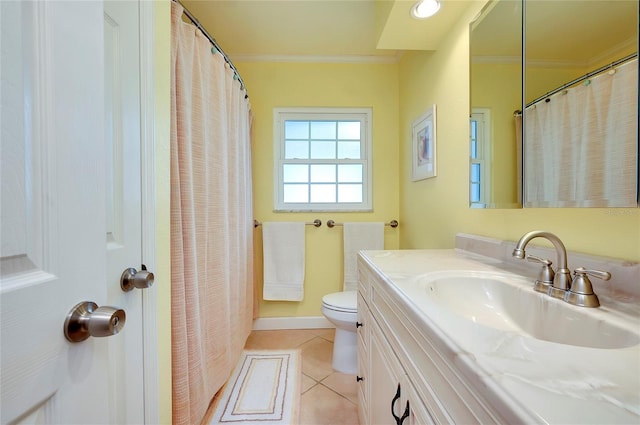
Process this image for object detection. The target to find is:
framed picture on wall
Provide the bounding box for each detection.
[411,104,437,181]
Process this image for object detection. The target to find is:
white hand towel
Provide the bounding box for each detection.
[343,222,384,291]
[262,222,306,301]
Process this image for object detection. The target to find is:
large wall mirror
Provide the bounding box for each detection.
[470,0,639,209]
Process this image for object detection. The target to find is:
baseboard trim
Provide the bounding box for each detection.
[252,316,334,330]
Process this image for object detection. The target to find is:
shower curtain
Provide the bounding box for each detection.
[170,3,254,425]
[523,59,637,207]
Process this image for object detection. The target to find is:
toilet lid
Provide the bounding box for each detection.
[322,290,357,313]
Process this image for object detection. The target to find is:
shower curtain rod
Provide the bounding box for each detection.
[173,0,249,99]
[526,52,637,108]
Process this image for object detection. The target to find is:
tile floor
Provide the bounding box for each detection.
[202,329,358,425]
[244,328,360,425]
[203,328,360,424]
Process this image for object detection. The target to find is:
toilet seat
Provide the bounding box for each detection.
[321,290,357,313]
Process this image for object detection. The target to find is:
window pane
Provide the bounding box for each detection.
[310,121,336,139]
[285,140,309,159]
[310,184,336,202]
[470,120,477,136]
[310,141,336,159]
[285,121,309,139]
[337,141,360,159]
[338,121,360,140]
[284,184,309,203]
[471,163,481,182]
[470,140,478,159]
[310,164,336,183]
[338,164,362,182]
[338,184,362,203]
[283,164,308,183]
[275,109,372,211]
[470,183,480,202]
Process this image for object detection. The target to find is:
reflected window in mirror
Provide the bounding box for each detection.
[470,109,491,208]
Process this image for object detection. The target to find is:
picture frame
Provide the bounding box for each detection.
[411,104,437,181]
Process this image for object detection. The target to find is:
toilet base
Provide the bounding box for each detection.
[332,327,358,374]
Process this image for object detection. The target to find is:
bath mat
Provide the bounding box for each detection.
[210,350,301,425]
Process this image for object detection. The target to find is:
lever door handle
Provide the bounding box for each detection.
[64,301,126,342]
[120,265,154,292]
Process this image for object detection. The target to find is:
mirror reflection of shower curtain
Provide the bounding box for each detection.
[524,59,637,207]
[514,112,523,205]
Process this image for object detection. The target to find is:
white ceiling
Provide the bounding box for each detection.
[179,0,477,61]
[177,0,638,65]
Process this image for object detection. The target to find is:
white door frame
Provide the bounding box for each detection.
[139,2,159,423]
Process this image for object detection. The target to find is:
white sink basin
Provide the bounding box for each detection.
[417,271,640,349]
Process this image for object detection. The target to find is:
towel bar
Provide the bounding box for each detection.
[326,219,398,228]
[254,219,322,228]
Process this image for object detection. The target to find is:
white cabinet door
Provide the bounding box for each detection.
[368,322,437,425]
[0,1,144,423]
[403,377,437,425]
[369,321,407,425]
[357,293,371,424]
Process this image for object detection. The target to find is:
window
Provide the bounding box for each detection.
[470,109,492,208]
[273,107,373,212]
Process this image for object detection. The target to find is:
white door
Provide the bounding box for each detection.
[0,1,146,423]
[104,1,146,424]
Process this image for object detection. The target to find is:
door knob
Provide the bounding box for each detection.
[64,301,126,342]
[120,264,154,292]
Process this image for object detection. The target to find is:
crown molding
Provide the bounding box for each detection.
[471,55,521,65]
[230,53,402,64]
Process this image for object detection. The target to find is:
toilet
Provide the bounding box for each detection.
[321,290,358,374]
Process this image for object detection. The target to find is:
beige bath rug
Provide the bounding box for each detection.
[210,350,301,425]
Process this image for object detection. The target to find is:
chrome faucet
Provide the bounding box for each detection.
[512,231,572,300]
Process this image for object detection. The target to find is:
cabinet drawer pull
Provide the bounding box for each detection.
[391,384,402,424]
[399,400,410,425]
[356,321,363,328]
[356,376,364,382]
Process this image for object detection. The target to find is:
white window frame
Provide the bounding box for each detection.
[273,107,373,212]
[470,108,492,208]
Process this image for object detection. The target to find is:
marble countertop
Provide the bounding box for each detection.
[359,248,640,424]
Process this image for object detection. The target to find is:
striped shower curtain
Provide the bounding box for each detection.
[523,59,637,207]
[170,3,254,424]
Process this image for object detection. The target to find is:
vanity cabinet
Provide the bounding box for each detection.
[369,319,435,425]
[357,257,506,425]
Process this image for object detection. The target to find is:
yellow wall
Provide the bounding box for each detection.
[236,61,400,317]
[526,38,637,104]
[399,3,640,262]
[471,62,521,206]
[154,1,172,423]
[525,65,584,104]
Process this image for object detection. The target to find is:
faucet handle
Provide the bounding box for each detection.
[526,254,552,266]
[574,267,611,282]
[526,255,555,292]
[527,254,553,266]
[565,267,609,308]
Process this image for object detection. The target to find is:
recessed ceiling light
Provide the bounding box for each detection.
[411,0,441,19]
